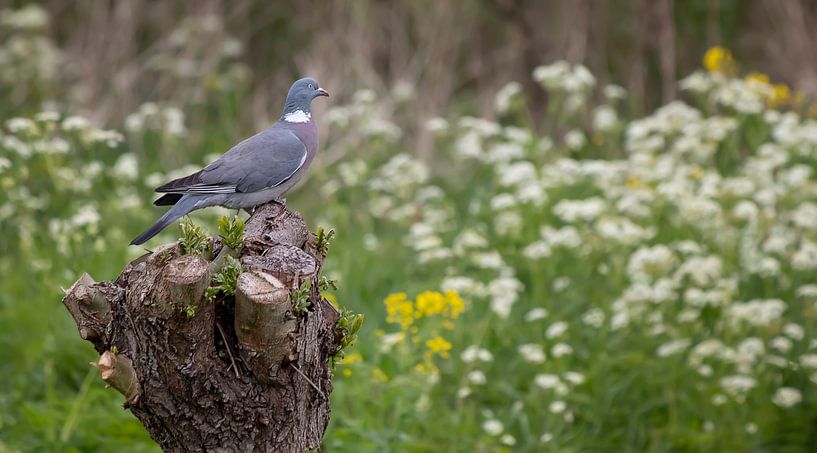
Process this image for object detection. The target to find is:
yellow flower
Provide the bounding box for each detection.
[444,290,464,318]
[703,46,736,75]
[341,353,363,365]
[626,175,642,189]
[745,72,769,85]
[343,368,352,377]
[415,290,446,317]
[769,83,791,108]
[384,292,414,330]
[426,336,453,358]
[372,368,389,383]
[414,362,438,375]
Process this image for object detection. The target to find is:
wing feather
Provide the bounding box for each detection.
[153,126,308,196]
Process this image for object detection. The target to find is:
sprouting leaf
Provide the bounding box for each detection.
[217,215,245,250]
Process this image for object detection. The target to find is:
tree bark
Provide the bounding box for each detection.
[62,202,342,452]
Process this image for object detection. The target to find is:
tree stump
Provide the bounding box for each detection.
[62,203,342,452]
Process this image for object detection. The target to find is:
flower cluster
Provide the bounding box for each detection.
[319,54,817,450]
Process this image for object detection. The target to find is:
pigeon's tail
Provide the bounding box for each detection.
[130,195,203,246]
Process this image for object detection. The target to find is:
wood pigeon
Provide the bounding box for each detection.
[130,77,329,245]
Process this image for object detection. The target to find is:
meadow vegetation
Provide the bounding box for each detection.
[2,6,817,452]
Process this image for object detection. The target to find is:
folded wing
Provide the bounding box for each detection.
[155,128,307,195]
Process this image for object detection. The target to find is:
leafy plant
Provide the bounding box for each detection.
[205,255,242,301]
[178,217,212,258]
[315,227,336,255]
[318,275,337,292]
[217,215,245,250]
[331,307,364,366]
[292,279,312,312]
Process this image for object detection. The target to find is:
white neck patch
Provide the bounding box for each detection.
[284,110,311,123]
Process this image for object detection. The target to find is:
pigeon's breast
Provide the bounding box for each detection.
[287,121,318,155]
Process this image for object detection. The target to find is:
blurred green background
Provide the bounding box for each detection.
[2,1,817,451]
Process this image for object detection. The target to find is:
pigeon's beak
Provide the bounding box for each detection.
[316,88,330,97]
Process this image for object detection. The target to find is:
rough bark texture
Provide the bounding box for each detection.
[61,202,342,452]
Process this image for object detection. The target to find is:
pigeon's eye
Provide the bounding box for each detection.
[308,83,314,89]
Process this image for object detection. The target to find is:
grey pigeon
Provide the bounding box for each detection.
[130,77,329,245]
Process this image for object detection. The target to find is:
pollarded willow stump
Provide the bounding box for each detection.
[62,203,342,452]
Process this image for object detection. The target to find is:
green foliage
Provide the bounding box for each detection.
[315,227,336,255]
[318,275,338,292]
[292,279,311,312]
[333,307,364,362]
[217,215,245,250]
[204,256,242,302]
[178,217,212,258]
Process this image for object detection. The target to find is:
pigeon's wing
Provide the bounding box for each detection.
[155,128,307,195]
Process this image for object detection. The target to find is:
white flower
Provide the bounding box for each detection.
[656,339,691,357]
[525,308,548,322]
[604,84,626,100]
[553,197,606,223]
[581,308,605,328]
[772,387,802,408]
[88,129,124,147]
[549,400,567,414]
[494,211,523,236]
[800,354,817,368]
[720,374,757,400]
[593,105,618,132]
[113,153,139,180]
[62,115,90,131]
[552,343,573,357]
[726,299,786,328]
[518,344,546,363]
[467,370,487,385]
[771,336,793,353]
[626,245,676,283]
[482,419,503,436]
[679,71,714,93]
[490,294,516,319]
[441,276,485,298]
[500,434,516,446]
[1,4,49,30]
[35,111,59,122]
[564,371,585,385]
[523,241,552,260]
[71,205,100,227]
[425,117,448,132]
[565,129,586,150]
[379,332,405,351]
[6,117,35,133]
[461,346,493,363]
[495,81,522,113]
[546,321,568,339]
[552,277,571,292]
[540,433,554,443]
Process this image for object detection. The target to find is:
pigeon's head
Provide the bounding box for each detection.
[283,78,329,115]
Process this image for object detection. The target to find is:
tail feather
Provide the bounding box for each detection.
[154,193,183,206]
[130,195,202,246]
